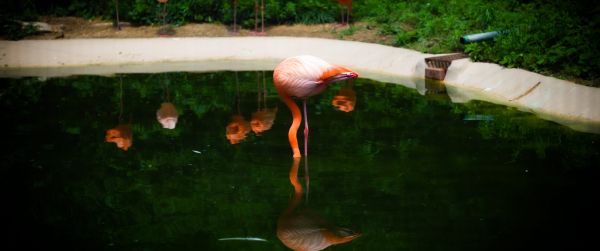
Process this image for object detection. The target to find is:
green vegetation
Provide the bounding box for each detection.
[1,0,599,86]
[0,19,38,40]
[356,0,600,86]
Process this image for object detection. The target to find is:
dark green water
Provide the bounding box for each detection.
[2,71,599,251]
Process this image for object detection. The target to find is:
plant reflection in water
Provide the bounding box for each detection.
[277,157,361,250]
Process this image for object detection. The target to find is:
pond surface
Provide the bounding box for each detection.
[2,71,599,250]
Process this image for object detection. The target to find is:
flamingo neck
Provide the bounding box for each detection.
[278,89,302,158]
[284,157,303,215]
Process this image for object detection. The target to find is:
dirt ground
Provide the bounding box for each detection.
[19,16,396,46]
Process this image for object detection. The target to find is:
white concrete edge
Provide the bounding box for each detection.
[1,37,599,133]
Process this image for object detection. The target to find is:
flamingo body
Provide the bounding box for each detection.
[273,55,358,158]
[274,55,358,98]
[337,0,352,7]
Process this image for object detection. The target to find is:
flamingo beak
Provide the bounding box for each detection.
[324,71,359,83]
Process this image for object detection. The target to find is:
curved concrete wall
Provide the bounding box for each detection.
[1,37,599,133]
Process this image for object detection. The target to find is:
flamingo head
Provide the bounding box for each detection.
[318,63,358,85]
[321,71,358,84]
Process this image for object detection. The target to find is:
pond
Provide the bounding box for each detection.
[2,71,599,250]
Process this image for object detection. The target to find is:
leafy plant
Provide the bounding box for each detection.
[0,20,39,40]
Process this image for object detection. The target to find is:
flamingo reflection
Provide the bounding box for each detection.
[251,71,277,135]
[227,114,251,144]
[277,158,361,250]
[251,108,277,135]
[156,83,178,129]
[106,77,132,151]
[105,124,132,151]
[157,102,178,129]
[226,72,251,144]
[331,80,356,112]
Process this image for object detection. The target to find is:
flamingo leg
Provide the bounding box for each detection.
[302,100,310,200]
[233,0,237,33]
[303,99,309,157]
[304,156,310,202]
[346,8,350,25]
[254,0,258,33]
[347,4,352,25]
[261,0,265,33]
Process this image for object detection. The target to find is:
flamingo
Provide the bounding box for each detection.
[253,0,266,35]
[337,0,353,26]
[277,158,361,250]
[157,0,168,25]
[273,55,358,158]
[156,0,176,36]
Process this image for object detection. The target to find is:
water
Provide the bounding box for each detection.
[2,71,599,250]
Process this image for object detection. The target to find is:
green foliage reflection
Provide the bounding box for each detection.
[1,71,598,250]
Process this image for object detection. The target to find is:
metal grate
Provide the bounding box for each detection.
[424,53,469,80]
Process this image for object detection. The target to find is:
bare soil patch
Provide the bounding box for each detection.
[18,16,395,46]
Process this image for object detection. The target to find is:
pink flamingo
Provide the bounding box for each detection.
[337,0,353,26]
[273,55,358,158]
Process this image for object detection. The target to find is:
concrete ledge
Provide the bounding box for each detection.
[1,37,599,133]
[445,59,600,133]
